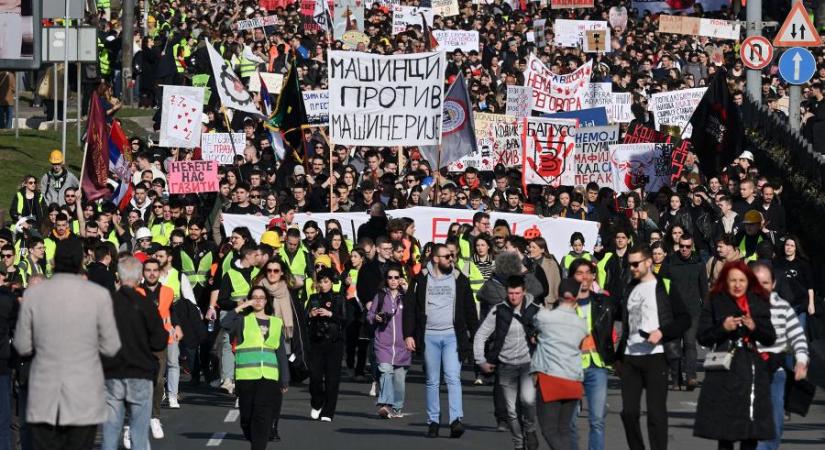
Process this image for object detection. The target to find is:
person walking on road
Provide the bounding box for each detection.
[403,243,478,438]
[13,240,121,450]
[306,268,346,422]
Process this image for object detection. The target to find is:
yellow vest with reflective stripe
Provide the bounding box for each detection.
[151,222,174,246]
[562,252,592,271]
[227,267,260,300]
[172,41,191,73]
[278,247,307,278]
[596,253,613,290]
[236,54,257,79]
[577,303,605,369]
[180,248,213,287]
[739,235,764,262]
[235,314,282,381]
[459,259,484,301]
[163,267,182,301]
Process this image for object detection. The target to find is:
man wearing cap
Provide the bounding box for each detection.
[40,150,79,207]
[736,210,776,262]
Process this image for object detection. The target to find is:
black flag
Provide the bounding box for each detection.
[687,70,744,176]
[266,60,310,164]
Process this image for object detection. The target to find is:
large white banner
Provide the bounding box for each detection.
[610,143,673,193]
[206,43,261,116]
[524,54,593,113]
[200,133,247,164]
[553,19,610,49]
[392,6,434,35]
[573,125,619,186]
[302,90,330,125]
[649,87,707,130]
[223,207,599,261]
[522,117,578,187]
[431,30,479,52]
[160,86,204,148]
[328,51,446,146]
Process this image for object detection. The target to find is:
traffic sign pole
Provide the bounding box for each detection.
[746,0,762,102]
[790,85,801,131]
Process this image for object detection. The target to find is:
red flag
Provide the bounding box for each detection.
[81,93,110,200]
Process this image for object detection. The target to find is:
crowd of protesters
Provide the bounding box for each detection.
[1,0,825,450]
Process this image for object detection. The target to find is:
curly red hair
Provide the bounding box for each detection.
[709,260,770,300]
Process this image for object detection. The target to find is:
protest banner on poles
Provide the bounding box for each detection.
[449,112,522,172]
[168,161,219,194]
[610,143,674,193]
[200,133,247,164]
[551,0,594,8]
[650,87,707,130]
[247,71,284,93]
[506,85,533,117]
[553,19,610,48]
[573,125,619,185]
[658,15,740,40]
[431,30,479,52]
[302,90,330,125]
[223,207,599,261]
[392,6,434,35]
[431,0,459,16]
[524,54,593,113]
[160,86,204,148]
[328,50,446,146]
[522,117,578,188]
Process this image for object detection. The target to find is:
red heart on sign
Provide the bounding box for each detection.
[177,114,182,119]
[173,125,178,130]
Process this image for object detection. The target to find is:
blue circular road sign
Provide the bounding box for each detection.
[778,47,816,85]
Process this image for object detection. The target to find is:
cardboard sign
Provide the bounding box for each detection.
[658,15,740,40]
[522,117,579,187]
[328,51,446,146]
[553,19,610,49]
[302,90,330,125]
[584,30,607,53]
[431,0,460,17]
[168,161,219,194]
[524,54,593,113]
[573,125,620,185]
[431,30,479,52]
[200,133,247,164]
[506,86,533,117]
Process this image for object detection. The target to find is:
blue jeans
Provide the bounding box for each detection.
[0,374,10,450]
[757,368,787,450]
[424,332,463,424]
[571,366,608,450]
[0,105,13,129]
[167,341,180,399]
[102,378,153,450]
[220,311,234,381]
[498,362,536,449]
[377,363,407,410]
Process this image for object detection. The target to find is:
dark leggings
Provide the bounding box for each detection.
[236,379,283,450]
[718,440,758,450]
[537,399,578,450]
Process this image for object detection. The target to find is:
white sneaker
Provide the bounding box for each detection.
[235,397,239,408]
[369,381,377,397]
[168,396,180,409]
[150,418,164,439]
[220,379,235,394]
[310,408,322,420]
[122,425,131,449]
[320,416,332,422]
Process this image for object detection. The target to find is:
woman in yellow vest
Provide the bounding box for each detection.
[221,286,289,448]
[561,232,593,278]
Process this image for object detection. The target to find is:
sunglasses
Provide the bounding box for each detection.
[457,196,468,201]
[315,264,327,269]
[267,268,281,274]
[437,254,454,259]
[1,254,14,258]
[386,275,402,280]
[628,260,646,268]
[679,244,692,249]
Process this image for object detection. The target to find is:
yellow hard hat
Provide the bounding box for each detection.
[48,149,64,164]
[260,230,281,248]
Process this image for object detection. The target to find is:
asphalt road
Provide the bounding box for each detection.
[141,363,825,450]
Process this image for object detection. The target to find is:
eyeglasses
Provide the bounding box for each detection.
[1,254,14,258]
[679,244,692,249]
[628,260,646,268]
[153,205,163,209]
[437,254,454,259]
[386,275,402,280]
[267,268,281,274]
[250,194,260,199]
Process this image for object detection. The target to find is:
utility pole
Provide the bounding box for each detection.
[746,0,763,103]
[122,0,135,106]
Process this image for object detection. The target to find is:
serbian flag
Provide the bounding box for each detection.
[81,93,110,201]
[109,120,133,210]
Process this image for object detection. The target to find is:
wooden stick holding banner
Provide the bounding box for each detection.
[221,106,240,159]
[316,127,335,213]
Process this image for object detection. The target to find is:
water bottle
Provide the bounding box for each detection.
[207,319,215,333]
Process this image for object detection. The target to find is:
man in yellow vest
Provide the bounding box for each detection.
[214,245,261,393]
[278,228,309,288]
[568,258,620,450]
[595,229,631,299]
[15,237,46,288]
[736,210,774,262]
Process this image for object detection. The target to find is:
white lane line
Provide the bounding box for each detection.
[206,432,226,446]
[224,409,239,422]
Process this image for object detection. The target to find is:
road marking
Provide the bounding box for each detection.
[224,409,239,422]
[206,432,226,446]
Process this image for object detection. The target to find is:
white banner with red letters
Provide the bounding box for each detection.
[524,54,593,113]
[521,117,579,188]
[609,143,674,193]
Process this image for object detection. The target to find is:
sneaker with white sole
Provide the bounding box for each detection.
[389,409,404,419]
[150,418,164,439]
[220,379,235,394]
[368,381,377,397]
[168,397,180,409]
[320,417,332,422]
[310,408,322,420]
[122,425,131,449]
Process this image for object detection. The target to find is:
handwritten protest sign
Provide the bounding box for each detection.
[670,140,691,183]
[551,0,594,8]
[609,93,633,123]
[553,19,610,49]
[623,124,666,144]
[302,90,329,125]
[584,83,612,110]
[200,133,247,164]
[610,143,673,192]
[522,117,578,187]
[235,15,282,31]
[573,125,619,185]
[431,0,459,16]
[328,51,446,146]
[524,54,592,113]
[168,161,219,194]
[658,15,740,40]
[650,87,707,130]
[392,6,434,35]
[160,86,204,148]
[448,112,521,172]
[248,71,284,93]
[431,30,479,52]
[506,86,533,117]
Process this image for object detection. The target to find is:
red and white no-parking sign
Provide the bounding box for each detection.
[740,36,774,70]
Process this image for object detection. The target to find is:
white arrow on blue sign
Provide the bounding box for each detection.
[778,47,816,85]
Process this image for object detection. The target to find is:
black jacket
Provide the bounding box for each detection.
[403,268,479,361]
[581,292,621,366]
[86,261,117,293]
[694,291,776,441]
[616,277,691,361]
[666,253,709,316]
[0,287,18,375]
[357,215,389,242]
[306,291,346,345]
[102,287,168,380]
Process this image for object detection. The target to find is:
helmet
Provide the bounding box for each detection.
[49,150,64,164]
[260,230,281,248]
[743,210,763,225]
[135,227,152,241]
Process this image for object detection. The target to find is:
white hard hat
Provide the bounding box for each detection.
[135,227,152,241]
[738,150,754,161]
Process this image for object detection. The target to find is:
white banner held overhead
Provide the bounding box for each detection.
[431,30,479,52]
[391,6,434,35]
[506,86,533,117]
[610,143,673,193]
[553,19,610,49]
[200,133,247,165]
[328,50,446,146]
[223,207,599,261]
[573,125,619,185]
[160,86,204,148]
[649,87,707,130]
[524,54,593,113]
[302,90,330,125]
[247,71,284,93]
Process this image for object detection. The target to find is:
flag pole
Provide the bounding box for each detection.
[79,140,89,195]
[221,106,239,155]
[317,127,335,213]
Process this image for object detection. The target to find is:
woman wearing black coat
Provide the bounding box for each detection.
[694,261,777,450]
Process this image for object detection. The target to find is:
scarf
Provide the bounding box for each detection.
[260,279,294,338]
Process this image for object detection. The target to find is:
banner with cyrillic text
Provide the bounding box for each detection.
[391,6,433,35]
[573,125,619,185]
[302,90,329,125]
[168,161,219,194]
[328,51,446,146]
[448,112,521,172]
[200,133,247,164]
[524,54,593,113]
[522,117,578,187]
[431,30,479,52]
[650,87,707,130]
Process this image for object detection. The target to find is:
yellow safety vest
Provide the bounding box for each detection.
[15,192,43,216]
[459,259,484,301]
[163,267,182,302]
[172,41,191,74]
[227,267,260,301]
[596,253,613,290]
[278,247,307,278]
[236,54,257,79]
[562,252,592,271]
[98,38,111,76]
[151,222,174,246]
[739,235,764,262]
[234,314,282,381]
[576,303,605,369]
[180,248,213,287]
